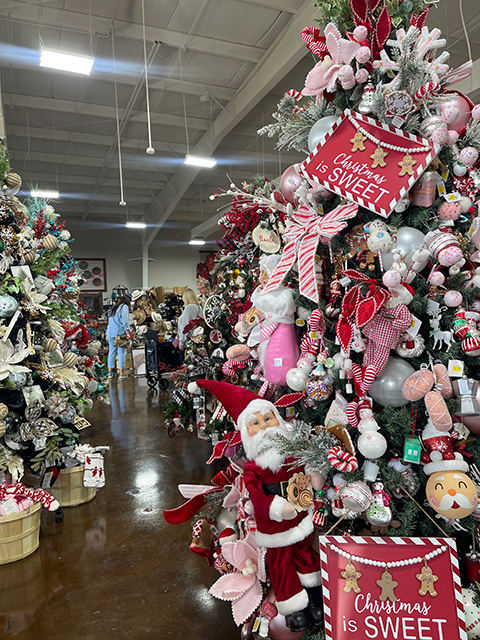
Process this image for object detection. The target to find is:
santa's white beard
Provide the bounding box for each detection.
[437,491,476,511]
[242,424,289,472]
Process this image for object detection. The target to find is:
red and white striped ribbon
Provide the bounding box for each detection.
[263,203,358,303]
[285,89,302,101]
[300,26,328,57]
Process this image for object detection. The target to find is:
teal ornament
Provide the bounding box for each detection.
[0,295,19,318]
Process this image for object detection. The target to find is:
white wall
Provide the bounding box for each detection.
[69,222,209,293]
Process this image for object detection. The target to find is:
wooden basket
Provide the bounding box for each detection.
[0,503,42,565]
[49,466,96,507]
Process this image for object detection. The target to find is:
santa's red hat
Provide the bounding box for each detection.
[188,379,262,424]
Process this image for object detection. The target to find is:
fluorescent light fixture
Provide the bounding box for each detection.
[184,154,217,168]
[189,239,206,246]
[31,189,59,199]
[40,49,94,75]
[125,221,147,229]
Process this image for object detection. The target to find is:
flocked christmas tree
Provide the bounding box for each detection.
[165,2,480,637]
[0,152,108,510]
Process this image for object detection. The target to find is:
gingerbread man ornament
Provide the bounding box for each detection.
[417,564,438,597]
[341,561,362,593]
[376,569,398,602]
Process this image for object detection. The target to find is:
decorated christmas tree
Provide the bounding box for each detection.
[166,3,480,636]
[0,154,108,516]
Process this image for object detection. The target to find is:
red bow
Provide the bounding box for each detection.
[207,430,242,465]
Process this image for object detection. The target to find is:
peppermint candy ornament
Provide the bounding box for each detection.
[328,446,358,472]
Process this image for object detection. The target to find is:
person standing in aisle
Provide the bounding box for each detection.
[175,289,202,354]
[107,295,131,380]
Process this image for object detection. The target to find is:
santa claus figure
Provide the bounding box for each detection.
[190,379,324,633]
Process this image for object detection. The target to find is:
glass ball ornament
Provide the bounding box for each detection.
[307,116,338,152]
[439,95,472,133]
[59,406,77,424]
[381,227,428,271]
[453,162,467,177]
[279,164,303,203]
[7,371,27,388]
[146,146,155,155]
[0,295,19,318]
[369,357,415,407]
[305,378,333,402]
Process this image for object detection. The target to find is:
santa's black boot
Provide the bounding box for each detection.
[285,610,309,633]
[306,586,324,630]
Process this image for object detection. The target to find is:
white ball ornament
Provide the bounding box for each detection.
[286,368,309,391]
[357,431,387,459]
[307,116,338,152]
[459,196,473,213]
[454,162,468,177]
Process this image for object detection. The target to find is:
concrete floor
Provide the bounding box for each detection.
[0,378,238,640]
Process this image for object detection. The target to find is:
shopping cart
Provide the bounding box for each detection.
[144,329,182,390]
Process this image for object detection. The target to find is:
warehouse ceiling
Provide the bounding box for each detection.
[0,0,479,249]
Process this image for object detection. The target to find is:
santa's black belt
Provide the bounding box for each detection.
[263,481,289,498]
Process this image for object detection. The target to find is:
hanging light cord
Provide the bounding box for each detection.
[141,0,154,154]
[112,31,126,206]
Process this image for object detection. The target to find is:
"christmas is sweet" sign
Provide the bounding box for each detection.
[319,535,466,640]
[299,110,439,218]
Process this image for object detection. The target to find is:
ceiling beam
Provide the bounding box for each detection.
[239,0,299,12]
[6,124,302,166]
[143,0,316,247]
[0,3,264,64]
[5,94,212,132]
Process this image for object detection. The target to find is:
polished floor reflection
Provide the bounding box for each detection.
[0,378,238,640]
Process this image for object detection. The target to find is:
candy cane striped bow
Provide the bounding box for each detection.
[263,203,358,303]
[301,26,328,57]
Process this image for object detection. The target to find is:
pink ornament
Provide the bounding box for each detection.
[459,146,479,168]
[448,130,459,144]
[341,78,356,90]
[439,245,463,267]
[430,127,449,145]
[280,165,303,203]
[438,201,461,221]
[355,68,369,84]
[472,105,480,121]
[355,46,371,64]
[444,290,463,307]
[338,65,354,82]
[265,590,304,640]
[442,104,461,124]
[428,271,445,286]
[353,25,369,41]
[382,270,401,288]
[440,94,472,133]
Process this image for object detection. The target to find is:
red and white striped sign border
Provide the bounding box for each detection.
[299,109,440,218]
[319,535,466,640]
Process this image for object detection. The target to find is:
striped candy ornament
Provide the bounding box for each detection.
[300,26,328,57]
[327,446,358,472]
[263,203,358,303]
[285,89,302,101]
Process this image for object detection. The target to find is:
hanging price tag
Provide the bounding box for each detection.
[405,315,421,338]
[448,359,464,377]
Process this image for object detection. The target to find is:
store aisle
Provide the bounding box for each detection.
[0,379,238,640]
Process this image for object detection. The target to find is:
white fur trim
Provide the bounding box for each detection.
[269,495,288,523]
[424,458,468,475]
[187,382,199,394]
[255,514,313,548]
[298,571,322,587]
[276,589,309,616]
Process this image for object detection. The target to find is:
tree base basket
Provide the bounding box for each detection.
[49,466,96,507]
[0,503,42,565]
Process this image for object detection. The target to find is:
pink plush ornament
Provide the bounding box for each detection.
[280,165,303,203]
[355,46,371,64]
[444,290,463,307]
[401,368,434,402]
[459,147,479,168]
[382,270,401,288]
[439,94,472,133]
[353,25,369,41]
[448,130,460,144]
[425,390,452,431]
[428,271,445,286]
[437,201,461,221]
[338,65,354,81]
[442,104,461,124]
[430,127,449,145]
[472,105,480,121]
[355,68,369,84]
